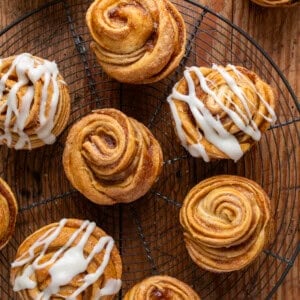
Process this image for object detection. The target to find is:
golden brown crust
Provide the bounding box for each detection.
[0,177,18,250]
[10,218,122,300]
[250,0,299,7]
[180,175,272,272]
[124,275,200,300]
[63,109,163,205]
[86,0,186,84]
[169,65,276,161]
[0,55,70,149]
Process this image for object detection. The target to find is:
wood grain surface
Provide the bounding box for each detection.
[0,0,299,299]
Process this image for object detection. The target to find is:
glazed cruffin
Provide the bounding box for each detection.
[167,64,276,162]
[10,219,122,299]
[0,53,70,150]
[86,0,186,84]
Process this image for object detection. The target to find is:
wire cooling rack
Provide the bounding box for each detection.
[0,0,299,299]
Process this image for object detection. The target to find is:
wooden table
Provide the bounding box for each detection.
[0,0,299,299]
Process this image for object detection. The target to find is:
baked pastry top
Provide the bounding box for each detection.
[180,175,272,272]
[63,108,163,205]
[167,64,276,162]
[86,0,186,84]
[0,177,18,250]
[124,275,200,300]
[10,218,122,299]
[0,53,70,149]
[250,0,300,7]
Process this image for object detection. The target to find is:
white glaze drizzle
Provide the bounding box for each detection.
[228,64,276,123]
[0,53,62,149]
[95,279,122,299]
[167,65,276,162]
[11,219,121,300]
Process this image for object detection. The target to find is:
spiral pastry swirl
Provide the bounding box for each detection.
[0,53,70,150]
[124,275,200,300]
[167,64,276,162]
[63,109,163,205]
[86,0,186,84]
[250,0,299,7]
[10,219,122,299]
[0,177,18,250]
[180,175,271,272]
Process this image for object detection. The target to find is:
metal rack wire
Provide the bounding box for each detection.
[0,0,299,299]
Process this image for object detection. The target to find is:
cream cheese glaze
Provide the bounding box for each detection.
[167,64,276,162]
[0,53,63,149]
[11,219,122,299]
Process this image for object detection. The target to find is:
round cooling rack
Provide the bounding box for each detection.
[0,0,299,299]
